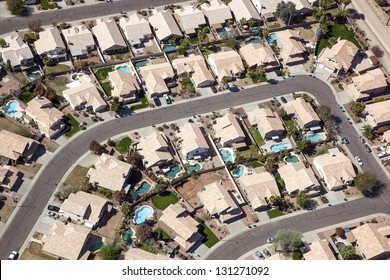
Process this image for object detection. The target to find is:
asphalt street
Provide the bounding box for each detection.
[0,76,389,259]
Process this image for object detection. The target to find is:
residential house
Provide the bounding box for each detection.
[349,68,388,101]
[247,107,285,140]
[303,240,337,260]
[92,19,127,55]
[174,6,207,36]
[317,39,359,73]
[278,162,320,195]
[119,14,153,48]
[87,153,133,192]
[207,50,244,82]
[383,130,390,143]
[0,166,21,192]
[62,25,95,58]
[251,0,312,16]
[238,171,280,211]
[35,27,67,61]
[0,130,39,164]
[25,96,66,139]
[42,221,93,260]
[158,203,203,252]
[276,29,307,66]
[228,0,261,25]
[213,113,246,148]
[148,11,183,43]
[313,149,356,191]
[239,42,280,71]
[365,100,390,128]
[124,248,172,260]
[352,223,390,260]
[177,123,209,160]
[108,69,140,103]
[200,0,233,30]
[59,191,109,228]
[172,54,214,88]
[137,131,173,170]
[0,34,34,71]
[283,98,321,130]
[197,181,242,224]
[62,81,107,112]
[139,62,175,99]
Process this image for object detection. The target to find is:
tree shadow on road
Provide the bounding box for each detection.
[362,180,386,198]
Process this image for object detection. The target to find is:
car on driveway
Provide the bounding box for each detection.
[153,97,161,107]
[267,237,274,243]
[358,135,366,143]
[354,156,363,166]
[280,96,287,104]
[47,205,60,212]
[163,94,172,105]
[262,249,272,258]
[365,144,372,153]
[255,251,265,260]
[8,251,18,260]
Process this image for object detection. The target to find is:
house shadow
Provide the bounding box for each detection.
[10,175,24,193]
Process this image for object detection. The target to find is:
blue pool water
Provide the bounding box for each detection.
[116,65,132,74]
[123,228,133,245]
[133,59,147,68]
[304,133,326,143]
[89,241,104,252]
[3,101,19,117]
[131,181,151,199]
[245,38,262,45]
[27,72,41,80]
[233,165,246,177]
[219,148,234,164]
[284,155,300,163]
[250,27,260,34]
[270,143,291,153]
[134,206,152,225]
[217,28,235,39]
[266,33,277,44]
[186,163,201,172]
[164,165,181,178]
[163,44,177,52]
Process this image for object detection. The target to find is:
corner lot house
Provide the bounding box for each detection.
[35,27,67,61]
[0,166,21,192]
[352,223,390,260]
[349,68,388,101]
[365,100,390,128]
[0,130,39,164]
[278,162,320,195]
[59,191,109,228]
[148,11,183,43]
[92,19,127,55]
[108,69,140,103]
[238,171,280,211]
[239,42,280,71]
[158,203,203,252]
[62,81,107,112]
[303,240,337,260]
[283,98,321,130]
[139,62,175,98]
[87,153,133,192]
[174,6,206,36]
[200,0,233,30]
[0,34,34,71]
[276,29,307,66]
[42,221,93,260]
[207,50,244,82]
[62,25,95,58]
[119,14,153,48]
[137,131,173,170]
[317,39,358,73]
[228,0,261,25]
[172,54,214,88]
[177,123,209,160]
[247,107,285,140]
[25,96,66,139]
[213,113,246,148]
[313,150,355,191]
[197,181,242,224]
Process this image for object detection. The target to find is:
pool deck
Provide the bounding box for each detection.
[261,137,294,154]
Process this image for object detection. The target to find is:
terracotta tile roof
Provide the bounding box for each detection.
[0,130,38,161]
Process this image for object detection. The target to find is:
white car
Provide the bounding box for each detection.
[8,251,18,260]
[267,237,274,243]
[354,156,363,166]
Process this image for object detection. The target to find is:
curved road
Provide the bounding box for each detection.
[0,76,389,259]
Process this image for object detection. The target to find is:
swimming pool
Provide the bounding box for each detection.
[27,71,41,80]
[131,181,151,199]
[217,27,235,39]
[163,44,177,52]
[233,165,246,177]
[219,148,234,164]
[133,59,147,68]
[3,101,20,117]
[186,163,201,172]
[245,38,262,45]
[123,228,133,245]
[304,133,326,143]
[164,165,182,178]
[116,65,132,74]
[270,142,291,153]
[133,205,154,225]
[284,155,300,163]
[250,27,260,34]
[89,241,104,252]
[266,33,277,44]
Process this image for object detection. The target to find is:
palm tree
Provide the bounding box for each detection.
[247,17,256,27]
[221,76,229,86]
[121,201,134,217]
[261,27,270,38]
[256,65,266,76]
[239,18,248,27]
[362,124,375,140]
[287,3,296,26]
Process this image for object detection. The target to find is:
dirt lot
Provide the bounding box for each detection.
[0,117,32,137]
[0,72,21,96]
[20,242,57,260]
[63,165,89,189]
[15,162,42,178]
[45,75,70,96]
[94,209,124,241]
[0,202,15,223]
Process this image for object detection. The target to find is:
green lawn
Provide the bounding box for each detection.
[115,136,132,154]
[267,208,285,219]
[200,223,219,248]
[316,24,362,55]
[65,114,80,138]
[40,0,56,9]
[249,127,265,147]
[187,37,199,46]
[154,228,171,241]
[101,82,112,96]
[249,72,267,84]
[95,67,113,81]
[151,191,179,210]
[274,171,286,191]
[181,77,196,93]
[284,119,298,133]
[45,64,72,74]
[237,145,258,159]
[18,91,36,104]
[247,161,263,168]
[131,96,150,110]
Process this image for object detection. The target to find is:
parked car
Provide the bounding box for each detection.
[248,224,257,228]
[280,96,287,104]
[354,156,363,166]
[120,11,127,14]
[211,86,218,93]
[262,249,272,258]
[163,94,172,105]
[378,150,389,158]
[267,237,274,243]
[365,144,372,153]
[8,251,18,260]
[255,251,265,260]
[333,121,339,129]
[153,97,161,107]
[341,137,349,144]
[358,135,366,143]
[47,205,60,212]
[268,79,278,84]
[229,86,240,92]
